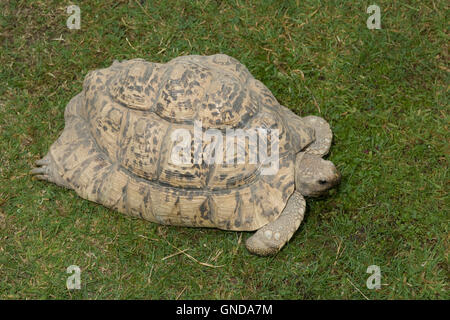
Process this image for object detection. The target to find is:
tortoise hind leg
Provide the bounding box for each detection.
[31,92,115,202]
[245,192,306,256]
[31,154,71,189]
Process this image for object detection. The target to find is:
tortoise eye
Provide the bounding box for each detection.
[318,180,327,185]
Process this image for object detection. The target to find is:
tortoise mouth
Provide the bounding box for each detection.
[304,189,329,197]
[303,186,337,198]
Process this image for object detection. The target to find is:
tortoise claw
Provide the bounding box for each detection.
[31,167,49,175]
[35,158,50,166]
[33,174,49,181]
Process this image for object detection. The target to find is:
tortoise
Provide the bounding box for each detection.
[32,54,340,256]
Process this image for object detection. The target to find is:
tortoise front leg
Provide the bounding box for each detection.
[245,191,306,256]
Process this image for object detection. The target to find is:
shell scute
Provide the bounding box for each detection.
[110,61,161,111]
[120,111,169,181]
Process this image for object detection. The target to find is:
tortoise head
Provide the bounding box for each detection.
[295,152,341,197]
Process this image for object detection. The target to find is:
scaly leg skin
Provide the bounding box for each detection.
[246,191,306,256]
[31,154,71,189]
[302,115,332,156]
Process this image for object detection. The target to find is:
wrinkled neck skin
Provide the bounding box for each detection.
[295,152,341,197]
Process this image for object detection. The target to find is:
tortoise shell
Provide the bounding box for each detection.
[48,54,315,231]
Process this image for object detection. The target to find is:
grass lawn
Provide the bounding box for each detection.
[0,0,448,299]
